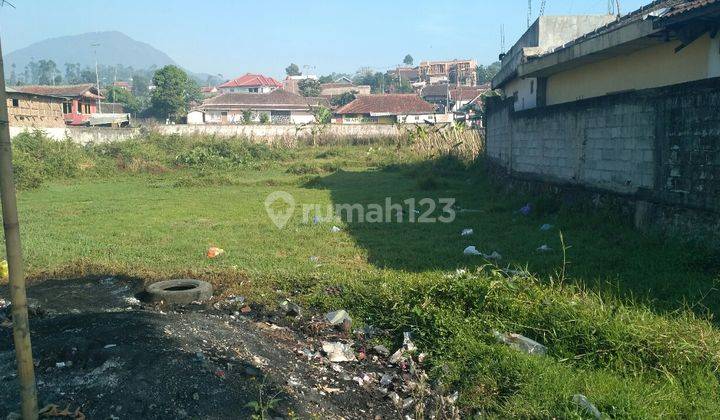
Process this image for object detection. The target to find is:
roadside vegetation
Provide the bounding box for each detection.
[3,130,720,417]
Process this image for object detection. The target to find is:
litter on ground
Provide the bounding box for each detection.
[207,247,225,259]
[330,226,342,233]
[461,228,474,236]
[537,244,553,252]
[494,331,547,356]
[540,223,554,231]
[325,309,351,326]
[573,394,602,419]
[322,341,357,362]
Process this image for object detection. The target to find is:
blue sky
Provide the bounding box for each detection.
[0,0,649,79]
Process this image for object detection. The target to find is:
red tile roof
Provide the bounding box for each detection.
[218,73,282,89]
[334,94,436,115]
[12,84,103,100]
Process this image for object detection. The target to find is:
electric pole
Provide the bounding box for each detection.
[92,43,101,113]
[0,32,40,420]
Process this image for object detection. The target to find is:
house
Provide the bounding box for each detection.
[484,0,720,238]
[320,80,371,98]
[217,73,282,94]
[12,84,105,126]
[418,59,478,86]
[188,89,317,125]
[112,81,132,91]
[493,1,720,110]
[420,83,491,113]
[332,94,446,124]
[6,87,65,128]
[201,86,219,98]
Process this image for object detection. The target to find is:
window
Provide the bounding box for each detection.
[249,87,259,93]
[63,102,72,114]
[84,103,91,114]
[11,98,19,107]
[530,80,534,94]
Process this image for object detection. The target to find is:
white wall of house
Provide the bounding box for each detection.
[195,110,313,125]
[187,110,205,124]
[397,113,454,124]
[291,112,315,124]
[504,77,537,111]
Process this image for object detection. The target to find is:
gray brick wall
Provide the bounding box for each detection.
[485,79,720,215]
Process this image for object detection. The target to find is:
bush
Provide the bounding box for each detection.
[11,130,93,189]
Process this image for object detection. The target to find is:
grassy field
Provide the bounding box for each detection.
[3,131,720,417]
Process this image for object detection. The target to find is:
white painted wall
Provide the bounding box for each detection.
[505,77,537,111]
[187,110,205,125]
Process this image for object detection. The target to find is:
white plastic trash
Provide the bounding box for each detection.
[540,224,553,231]
[537,244,553,252]
[330,226,342,233]
[464,246,482,256]
[461,228,474,237]
[573,394,602,419]
[494,331,547,355]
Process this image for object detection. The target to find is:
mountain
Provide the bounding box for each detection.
[4,31,178,73]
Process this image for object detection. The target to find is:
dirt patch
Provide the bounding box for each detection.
[0,278,452,419]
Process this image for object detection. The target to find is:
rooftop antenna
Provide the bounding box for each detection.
[539,0,547,16]
[0,2,40,419]
[500,24,506,55]
[91,43,101,113]
[527,0,532,28]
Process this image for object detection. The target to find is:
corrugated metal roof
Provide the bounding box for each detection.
[200,89,311,110]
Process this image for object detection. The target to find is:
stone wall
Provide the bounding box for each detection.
[485,78,720,243]
[7,94,65,128]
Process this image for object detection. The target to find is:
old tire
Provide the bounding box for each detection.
[145,279,213,305]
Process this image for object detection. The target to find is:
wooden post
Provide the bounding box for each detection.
[0,36,40,419]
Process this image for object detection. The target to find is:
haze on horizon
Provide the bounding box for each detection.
[0,0,649,79]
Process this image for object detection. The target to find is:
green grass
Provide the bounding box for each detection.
[3,132,720,417]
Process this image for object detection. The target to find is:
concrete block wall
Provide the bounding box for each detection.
[485,78,720,241]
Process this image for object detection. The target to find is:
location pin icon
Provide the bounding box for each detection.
[264,191,296,229]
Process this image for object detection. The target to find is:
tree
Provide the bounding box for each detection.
[403,54,414,66]
[298,79,321,97]
[132,73,150,97]
[285,63,301,77]
[150,65,201,121]
[106,86,142,114]
[476,61,502,85]
[330,91,357,108]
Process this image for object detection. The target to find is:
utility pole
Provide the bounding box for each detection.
[0,34,40,420]
[92,43,101,113]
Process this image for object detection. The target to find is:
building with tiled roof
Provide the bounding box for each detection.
[333,94,447,125]
[217,73,283,94]
[12,84,105,126]
[188,89,319,125]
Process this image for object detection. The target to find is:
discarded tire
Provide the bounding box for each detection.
[144,279,213,305]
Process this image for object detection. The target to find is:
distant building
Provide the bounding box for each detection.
[200,86,219,98]
[418,59,478,86]
[332,94,446,124]
[217,73,282,94]
[282,75,319,95]
[112,81,132,91]
[188,89,317,125]
[320,79,371,98]
[421,83,491,113]
[12,84,105,126]
[6,87,65,128]
[389,67,420,83]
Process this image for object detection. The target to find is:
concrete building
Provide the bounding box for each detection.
[492,15,616,111]
[188,89,317,125]
[320,81,371,98]
[217,74,282,94]
[485,0,720,241]
[6,88,65,128]
[418,59,478,86]
[332,94,449,124]
[420,84,491,113]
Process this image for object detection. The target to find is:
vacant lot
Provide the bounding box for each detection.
[2,131,720,417]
